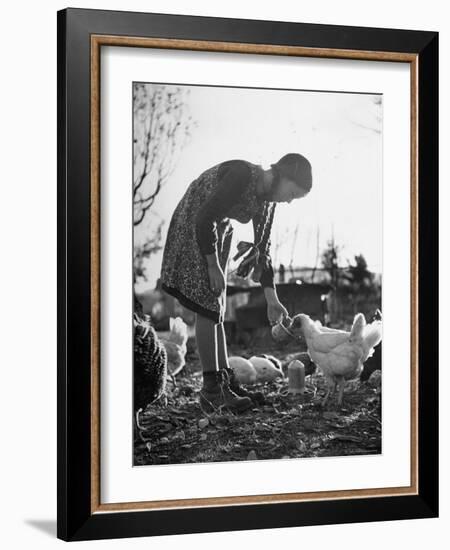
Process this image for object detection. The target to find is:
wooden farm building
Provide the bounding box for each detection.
[225,282,333,345]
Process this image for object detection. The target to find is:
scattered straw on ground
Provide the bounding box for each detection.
[134,344,381,466]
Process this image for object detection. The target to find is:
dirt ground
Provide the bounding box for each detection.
[134,340,381,466]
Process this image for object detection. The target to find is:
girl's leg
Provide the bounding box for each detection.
[194,312,218,374]
[215,275,230,370]
[216,322,231,370]
[216,321,266,406]
[196,312,252,411]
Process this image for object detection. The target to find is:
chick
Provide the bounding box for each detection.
[249,355,284,382]
[228,355,285,384]
[257,354,282,371]
[228,357,257,385]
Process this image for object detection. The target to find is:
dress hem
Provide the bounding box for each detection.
[161,283,221,324]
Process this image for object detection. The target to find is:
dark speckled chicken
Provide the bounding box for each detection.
[360,309,382,382]
[133,299,167,440]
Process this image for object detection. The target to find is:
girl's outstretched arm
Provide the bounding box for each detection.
[251,202,277,288]
[264,287,289,325]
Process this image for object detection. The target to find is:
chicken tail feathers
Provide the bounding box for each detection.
[349,313,366,342]
[349,313,382,349]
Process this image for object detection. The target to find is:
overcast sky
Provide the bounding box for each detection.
[135,84,382,291]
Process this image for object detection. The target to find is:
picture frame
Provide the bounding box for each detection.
[57,7,439,542]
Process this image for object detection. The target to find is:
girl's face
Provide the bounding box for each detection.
[271,177,309,203]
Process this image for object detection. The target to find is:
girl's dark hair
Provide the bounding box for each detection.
[270,153,312,193]
[243,155,311,282]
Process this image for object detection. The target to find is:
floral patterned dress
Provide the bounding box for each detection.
[160,159,276,323]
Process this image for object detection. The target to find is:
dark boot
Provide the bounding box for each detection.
[199,370,253,413]
[222,366,266,405]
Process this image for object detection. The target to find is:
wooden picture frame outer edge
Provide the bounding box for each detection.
[89,34,419,514]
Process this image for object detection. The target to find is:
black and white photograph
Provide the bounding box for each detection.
[50,4,441,543]
[132,81,383,466]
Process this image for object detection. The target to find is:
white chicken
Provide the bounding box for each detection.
[290,313,382,406]
[158,317,188,378]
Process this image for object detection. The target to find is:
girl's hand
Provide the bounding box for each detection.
[207,264,226,296]
[267,300,289,326]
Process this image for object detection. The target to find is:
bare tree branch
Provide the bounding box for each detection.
[133,84,196,227]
